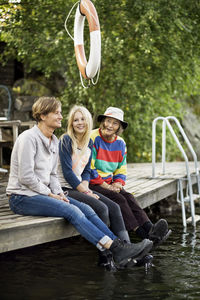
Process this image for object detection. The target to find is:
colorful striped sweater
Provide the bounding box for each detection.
[90,128,127,185]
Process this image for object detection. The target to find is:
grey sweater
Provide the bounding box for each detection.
[6,125,63,196]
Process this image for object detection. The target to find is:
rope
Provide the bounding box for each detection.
[64,0,80,41]
[91,64,100,85]
[80,71,91,88]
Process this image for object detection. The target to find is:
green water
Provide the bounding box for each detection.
[0,209,200,300]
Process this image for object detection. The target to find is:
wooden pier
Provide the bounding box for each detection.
[0,161,199,254]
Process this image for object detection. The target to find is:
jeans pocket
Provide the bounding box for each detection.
[9,194,24,215]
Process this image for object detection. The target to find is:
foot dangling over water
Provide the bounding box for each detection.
[148,219,172,248]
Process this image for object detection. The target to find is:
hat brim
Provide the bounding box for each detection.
[97,115,128,130]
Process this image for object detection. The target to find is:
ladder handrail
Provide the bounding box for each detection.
[152,116,198,226]
[166,116,199,175]
[152,116,165,178]
[165,116,200,197]
[152,116,199,177]
[152,117,190,178]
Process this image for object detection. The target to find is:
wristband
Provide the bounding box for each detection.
[83,190,90,194]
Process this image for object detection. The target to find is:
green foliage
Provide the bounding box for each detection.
[1,0,200,161]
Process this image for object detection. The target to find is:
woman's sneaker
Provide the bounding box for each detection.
[148,219,172,248]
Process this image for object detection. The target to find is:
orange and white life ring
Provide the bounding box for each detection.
[74,0,101,79]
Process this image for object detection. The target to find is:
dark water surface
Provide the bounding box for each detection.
[1,210,200,300]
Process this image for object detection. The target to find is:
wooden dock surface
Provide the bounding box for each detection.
[0,161,198,253]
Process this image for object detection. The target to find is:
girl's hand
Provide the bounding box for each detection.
[83,190,99,199]
[89,191,99,199]
[82,180,89,190]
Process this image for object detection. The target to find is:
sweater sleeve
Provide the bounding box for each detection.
[59,135,82,189]
[113,140,127,185]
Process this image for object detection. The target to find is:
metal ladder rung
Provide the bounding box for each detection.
[187,215,200,224]
[183,194,200,203]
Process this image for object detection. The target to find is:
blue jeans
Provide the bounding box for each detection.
[9,194,117,249]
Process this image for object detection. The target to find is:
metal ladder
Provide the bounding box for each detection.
[152,116,200,228]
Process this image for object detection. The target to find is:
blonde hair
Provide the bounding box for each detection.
[61,105,93,155]
[32,97,61,122]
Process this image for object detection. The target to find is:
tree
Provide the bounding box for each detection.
[1,0,200,161]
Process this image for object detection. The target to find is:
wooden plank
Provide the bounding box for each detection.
[0,215,61,225]
[0,216,64,228]
[0,219,79,253]
[136,181,179,208]
[0,216,35,224]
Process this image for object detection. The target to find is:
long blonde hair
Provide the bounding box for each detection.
[61,105,93,155]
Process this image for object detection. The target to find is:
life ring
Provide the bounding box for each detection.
[74,0,101,79]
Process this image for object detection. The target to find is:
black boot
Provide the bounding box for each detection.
[98,250,117,271]
[109,238,153,264]
[148,219,172,248]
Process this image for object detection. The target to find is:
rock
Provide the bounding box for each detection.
[12,78,52,121]
[15,96,38,112]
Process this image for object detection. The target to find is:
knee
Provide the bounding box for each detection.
[63,204,87,225]
[113,193,127,205]
[85,201,109,226]
[110,201,122,215]
[79,202,97,218]
[98,205,109,226]
[95,201,109,216]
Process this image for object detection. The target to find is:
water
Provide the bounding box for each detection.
[1,209,200,300]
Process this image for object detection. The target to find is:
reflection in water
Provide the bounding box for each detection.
[1,210,200,299]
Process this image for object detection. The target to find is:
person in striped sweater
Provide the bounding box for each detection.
[89,107,171,247]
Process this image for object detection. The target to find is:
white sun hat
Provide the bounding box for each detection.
[97,107,128,129]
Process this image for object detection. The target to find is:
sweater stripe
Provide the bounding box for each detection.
[96,148,123,163]
[94,159,119,173]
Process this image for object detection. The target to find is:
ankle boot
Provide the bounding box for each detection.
[148,219,172,247]
[109,238,153,264]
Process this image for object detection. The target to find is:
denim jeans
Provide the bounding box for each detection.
[9,194,117,249]
[63,188,130,242]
